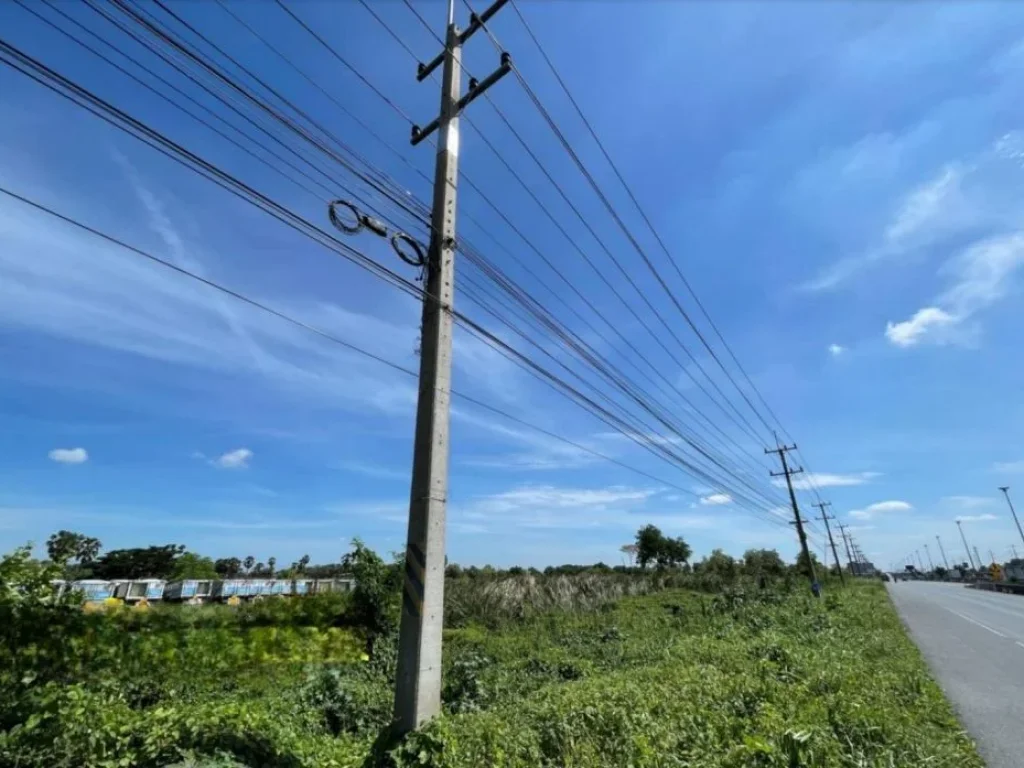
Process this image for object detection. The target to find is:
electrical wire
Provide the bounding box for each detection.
[0,182,788,516]
[0,36,791,522]
[366,0,783,485]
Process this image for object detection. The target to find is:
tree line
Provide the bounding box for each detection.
[44,530,325,582]
[41,524,810,584]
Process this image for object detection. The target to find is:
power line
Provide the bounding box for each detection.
[0,36,790,522]
[368,1,782,486]
[0,183,765,513]
[503,0,840,517]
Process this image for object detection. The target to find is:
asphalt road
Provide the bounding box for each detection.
[888,581,1024,767]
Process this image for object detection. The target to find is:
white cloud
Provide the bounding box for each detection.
[48,447,88,465]
[849,500,912,520]
[772,471,879,490]
[699,493,732,506]
[885,217,1024,348]
[993,460,1024,474]
[884,306,957,347]
[956,513,998,523]
[827,343,845,357]
[214,448,253,469]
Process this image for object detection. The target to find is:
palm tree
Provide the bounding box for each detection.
[620,543,639,567]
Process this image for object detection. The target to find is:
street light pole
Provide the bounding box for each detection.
[957,520,977,571]
[999,486,1024,553]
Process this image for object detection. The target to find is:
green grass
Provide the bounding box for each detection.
[400,583,981,767]
[1,582,981,768]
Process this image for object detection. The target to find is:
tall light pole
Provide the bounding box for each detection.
[999,486,1024,553]
[957,520,977,571]
[936,535,950,570]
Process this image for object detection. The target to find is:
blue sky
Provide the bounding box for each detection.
[2,1,1024,571]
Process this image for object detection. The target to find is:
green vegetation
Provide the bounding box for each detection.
[0,539,980,768]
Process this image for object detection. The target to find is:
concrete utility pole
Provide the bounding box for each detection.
[837,523,855,574]
[813,501,845,585]
[936,535,950,571]
[923,543,935,571]
[395,0,511,735]
[999,486,1024,553]
[957,520,977,571]
[766,440,818,595]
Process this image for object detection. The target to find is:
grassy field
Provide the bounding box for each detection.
[0,563,981,767]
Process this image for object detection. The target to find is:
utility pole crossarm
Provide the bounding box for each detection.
[411,0,513,145]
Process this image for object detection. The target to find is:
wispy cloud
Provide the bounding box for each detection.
[993,460,1024,474]
[337,460,409,481]
[827,343,845,357]
[453,484,660,532]
[956,513,998,523]
[772,471,879,490]
[48,447,88,465]
[800,164,966,292]
[849,500,912,520]
[941,495,995,510]
[0,174,525,422]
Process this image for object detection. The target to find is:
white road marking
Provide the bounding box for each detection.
[947,608,1007,637]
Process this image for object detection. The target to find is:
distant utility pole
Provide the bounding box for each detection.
[837,523,855,574]
[957,520,977,571]
[923,543,935,571]
[394,0,511,735]
[936,535,950,571]
[915,549,925,571]
[766,440,818,595]
[813,501,845,585]
[998,486,1024,553]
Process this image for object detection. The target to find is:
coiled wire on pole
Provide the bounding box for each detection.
[328,199,426,268]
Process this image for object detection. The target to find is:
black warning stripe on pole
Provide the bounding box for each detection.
[403,542,426,616]
[402,585,420,618]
